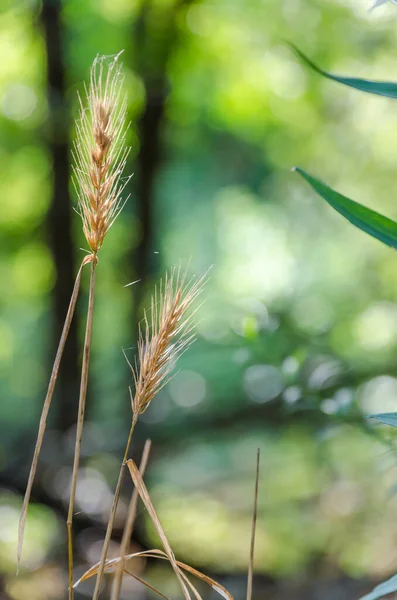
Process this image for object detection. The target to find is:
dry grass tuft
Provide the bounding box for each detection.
[73,52,130,254]
[129,267,206,417]
[17,49,248,600]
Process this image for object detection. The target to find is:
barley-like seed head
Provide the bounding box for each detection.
[128,268,207,417]
[73,52,131,254]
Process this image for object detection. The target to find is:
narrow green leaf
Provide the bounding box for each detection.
[366,413,397,427]
[290,44,397,99]
[293,167,397,249]
[360,574,397,600]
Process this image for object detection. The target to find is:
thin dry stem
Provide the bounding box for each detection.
[18,259,86,568]
[110,439,152,600]
[67,261,97,599]
[126,460,192,600]
[91,416,138,600]
[73,52,130,254]
[122,570,172,600]
[246,449,260,600]
[130,267,206,417]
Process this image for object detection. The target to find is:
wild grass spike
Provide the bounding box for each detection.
[72,52,131,255]
[130,267,206,417]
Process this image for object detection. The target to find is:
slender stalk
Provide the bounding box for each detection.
[246,449,260,600]
[67,259,97,599]
[126,460,191,600]
[92,415,138,600]
[18,260,85,569]
[111,439,152,600]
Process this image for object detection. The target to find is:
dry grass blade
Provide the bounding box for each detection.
[179,570,204,600]
[130,267,206,417]
[67,260,97,600]
[246,449,260,600]
[126,460,192,600]
[18,260,85,568]
[75,551,153,586]
[91,417,138,600]
[74,548,234,600]
[111,439,152,600]
[123,570,172,600]
[74,555,170,600]
[173,559,234,600]
[73,52,131,254]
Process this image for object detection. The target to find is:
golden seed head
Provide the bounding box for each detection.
[72,52,130,254]
[127,268,207,417]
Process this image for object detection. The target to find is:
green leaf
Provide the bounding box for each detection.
[360,574,397,600]
[366,413,397,427]
[290,44,397,99]
[293,167,397,249]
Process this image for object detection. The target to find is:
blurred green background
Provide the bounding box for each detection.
[2,0,397,598]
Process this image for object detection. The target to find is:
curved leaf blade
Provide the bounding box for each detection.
[366,413,397,427]
[360,574,397,600]
[290,44,397,99]
[294,167,397,249]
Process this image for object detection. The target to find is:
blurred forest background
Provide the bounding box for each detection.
[2,0,397,598]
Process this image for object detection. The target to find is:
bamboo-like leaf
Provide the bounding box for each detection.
[360,574,397,600]
[290,44,397,98]
[366,413,397,427]
[293,167,397,249]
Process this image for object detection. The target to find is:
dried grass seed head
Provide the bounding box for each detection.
[73,52,131,254]
[128,268,206,416]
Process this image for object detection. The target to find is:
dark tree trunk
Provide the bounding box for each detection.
[130,0,195,351]
[40,0,80,433]
[132,0,168,301]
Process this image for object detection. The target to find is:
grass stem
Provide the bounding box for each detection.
[110,439,152,600]
[126,460,191,600]
[18,260,85,569]
[67,259,97,599]
[246,449,260,600]
[91,415,138,600]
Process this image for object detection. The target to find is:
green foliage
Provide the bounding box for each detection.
[291,44,397,98]
[294,168,397,250]
[294,35,397,600]
[360,574,397,600]
[366,413,397,427]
